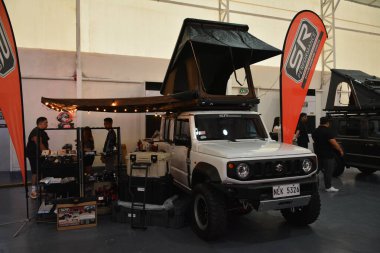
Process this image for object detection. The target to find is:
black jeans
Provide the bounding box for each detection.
[319,158,335,189]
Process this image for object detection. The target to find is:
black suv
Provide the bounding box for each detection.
[327,112,380,176]
[325,69,380,176]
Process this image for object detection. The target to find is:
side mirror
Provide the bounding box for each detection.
[174,135,191,147]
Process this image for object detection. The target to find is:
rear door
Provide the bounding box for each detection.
[364,117,380,170]
[170,117,191,189]
[335,117,367,168]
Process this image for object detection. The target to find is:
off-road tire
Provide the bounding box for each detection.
[192,184,227,240]
[281,191,321,226]
[333,154,345,177]
[357,168,377,174]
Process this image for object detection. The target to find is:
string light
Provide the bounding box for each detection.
[114,109,117,112]
[134,109,138,112]
[45,102,49,105]
[96,107,99,111]
[146,109,149,112]
[124,108,127,112]
[103,109,106,112]
[111,100,117,106]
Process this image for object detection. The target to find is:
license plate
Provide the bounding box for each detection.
[273,184,300,198]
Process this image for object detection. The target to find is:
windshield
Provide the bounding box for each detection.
[195,114,267,141]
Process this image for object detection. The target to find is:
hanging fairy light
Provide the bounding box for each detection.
[124,108,127,112]
[96,107,99,111]
[103,109,106,112]
[134,109,138,112]
[45,102,49,105]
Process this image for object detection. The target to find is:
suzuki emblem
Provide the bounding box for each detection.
[275,163,284,172]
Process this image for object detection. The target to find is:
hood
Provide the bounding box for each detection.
[196,140,312,159]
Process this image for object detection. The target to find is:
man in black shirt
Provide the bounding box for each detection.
[312,117,344,192]
[26,117,49,199]
[295,113,309,148]
[103,118,116,170]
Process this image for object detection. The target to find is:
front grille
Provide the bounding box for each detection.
[227,157,315,181]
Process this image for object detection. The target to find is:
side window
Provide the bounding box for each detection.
[337,120,347,135]
[164,118,175,142]
[339,119,360,136]
[174,119,190,146]
[164,118,169,141]
[368,119,380,139]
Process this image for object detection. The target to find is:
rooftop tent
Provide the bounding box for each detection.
[41,18,281,112]
[161,18,282,98]
[325,69,380,111]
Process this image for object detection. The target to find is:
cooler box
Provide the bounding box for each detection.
[126,152,171,177]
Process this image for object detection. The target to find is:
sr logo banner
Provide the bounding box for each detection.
[280,11,327,144]
[285,19,320,88]
[0,19,14,77]
[0,0,27,183]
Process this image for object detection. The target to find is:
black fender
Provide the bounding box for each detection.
[191,162,222,187]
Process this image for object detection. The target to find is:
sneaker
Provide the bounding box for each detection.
[29,191,38,199]
[325,187,339,192]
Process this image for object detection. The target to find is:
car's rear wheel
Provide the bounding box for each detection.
[281,191,321,226]
[357,167,377,174]
[192,184,226,240]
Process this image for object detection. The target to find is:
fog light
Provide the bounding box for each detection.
[236,163,250,180]
[302,159,313,173]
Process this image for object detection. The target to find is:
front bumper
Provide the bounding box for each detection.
[216,174,318,211]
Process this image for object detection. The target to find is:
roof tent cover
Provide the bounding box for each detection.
[42,18,281,113]
[161,18,282,96]
[325,69,380,111]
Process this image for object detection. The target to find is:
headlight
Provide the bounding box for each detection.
[236,163,250,180]
[302,159,313,173]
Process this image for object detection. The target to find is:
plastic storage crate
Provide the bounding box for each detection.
[126,152,171,178]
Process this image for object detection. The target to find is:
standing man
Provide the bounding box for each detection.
[295,113,309,148]
[103,118,117,170]
[312,117,344,192]
[26,117,49,199]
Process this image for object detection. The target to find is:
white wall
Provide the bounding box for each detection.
[5,0,380,74]
[3,0,380,171]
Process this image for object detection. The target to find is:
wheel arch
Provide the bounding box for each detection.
[191,162,222,188]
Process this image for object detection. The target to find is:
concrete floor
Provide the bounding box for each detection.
[0,168,379,253]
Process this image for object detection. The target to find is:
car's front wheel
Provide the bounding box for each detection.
[192,184,226,240]
[281,191,321,226]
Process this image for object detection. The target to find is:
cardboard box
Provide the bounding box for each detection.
[57,201,97,231]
